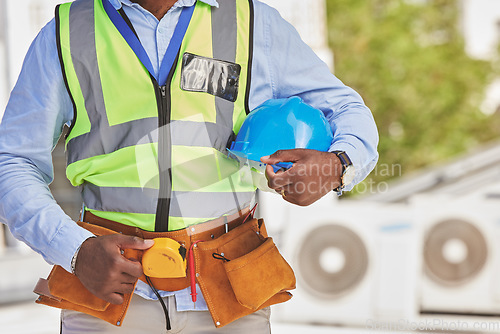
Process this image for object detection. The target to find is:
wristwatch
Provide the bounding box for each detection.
[332,151,356,196]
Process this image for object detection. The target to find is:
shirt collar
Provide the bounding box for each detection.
[108,0,219,10]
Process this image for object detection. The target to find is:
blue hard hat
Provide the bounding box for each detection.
[228,96,334,170]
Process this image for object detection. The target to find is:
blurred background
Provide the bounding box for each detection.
[1,0,500,333]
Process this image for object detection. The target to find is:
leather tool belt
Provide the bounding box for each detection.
[34,210,296,328]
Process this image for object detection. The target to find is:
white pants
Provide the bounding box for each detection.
[60,294,271,334]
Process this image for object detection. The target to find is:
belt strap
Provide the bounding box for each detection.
[82,208,251,250]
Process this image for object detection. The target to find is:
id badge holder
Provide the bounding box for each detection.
[180,53,241,102]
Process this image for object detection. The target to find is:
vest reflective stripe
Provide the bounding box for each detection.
[212,0,237,136]
[67,118,158,165]
[58,0,255,231]
[82,184,158,214]
[172,191,254,218]
[69,0,103,130]
[174,121,236,152]
[83,183,254,218]
[212,0,237,63]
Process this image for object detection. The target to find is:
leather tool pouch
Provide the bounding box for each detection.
[34,218,295,328]
[194,218,296,328]
[34,222,137,327]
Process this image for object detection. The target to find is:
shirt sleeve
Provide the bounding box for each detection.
[252,1,379,190]
[0,19,95,272]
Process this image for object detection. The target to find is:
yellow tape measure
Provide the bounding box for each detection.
[142,238,187,278]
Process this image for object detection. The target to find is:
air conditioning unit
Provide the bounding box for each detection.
[270,199,419,326]
[415,195,500,315]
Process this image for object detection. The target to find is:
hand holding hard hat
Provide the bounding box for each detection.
[261,149,344,206]
[229,97,347,206]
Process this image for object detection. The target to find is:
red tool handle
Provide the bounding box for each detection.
[189,240,202,303]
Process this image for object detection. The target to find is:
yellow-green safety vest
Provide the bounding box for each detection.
[56,0,256,232]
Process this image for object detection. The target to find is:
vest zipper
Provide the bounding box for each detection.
[155,82,172,232]
[153,45,180,232]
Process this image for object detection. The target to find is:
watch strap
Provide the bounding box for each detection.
[332,150,352,170]
[332,151,353,195]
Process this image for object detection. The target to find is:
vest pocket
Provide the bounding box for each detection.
[180,52,241,102]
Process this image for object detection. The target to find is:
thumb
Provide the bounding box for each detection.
[116,235,155,250]
[260,149,304,164]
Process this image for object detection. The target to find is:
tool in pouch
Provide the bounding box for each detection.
[142,238,188,331]
[142,238,187,278]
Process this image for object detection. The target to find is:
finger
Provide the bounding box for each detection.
[116,283,136,295]
[265,164,276,181]
[260,149,306,165]
[107,292,125,305]
[276,185,296,204]
[119,258,144,279]
[275,187,289,198]
[120,271,141,284]
[264,161,290,181]
[116,235,155,251]
[278,185,308,206]
[266,165,292,189]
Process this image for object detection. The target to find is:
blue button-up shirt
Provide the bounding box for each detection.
[0,0,378,311]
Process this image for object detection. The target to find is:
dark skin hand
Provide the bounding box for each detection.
[131,0,178,20]
[75,235,154,305]
[261,149,343,206]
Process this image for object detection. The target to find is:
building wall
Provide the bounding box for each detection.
[461,0,500,60]
[460,0,500,115]
[260,0,333,69]
[0,0,62,120]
